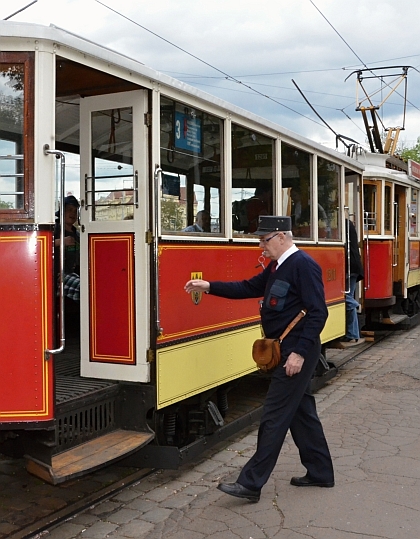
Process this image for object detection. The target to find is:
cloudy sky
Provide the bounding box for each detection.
[3,0,420,153]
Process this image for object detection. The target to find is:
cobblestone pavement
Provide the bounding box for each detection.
[32,326,420,539]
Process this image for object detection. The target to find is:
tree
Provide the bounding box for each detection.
[0,199,13,209]
[400,137,420,163]
[160,198,185,231]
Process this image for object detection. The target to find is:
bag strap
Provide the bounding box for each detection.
[278,309,307,343]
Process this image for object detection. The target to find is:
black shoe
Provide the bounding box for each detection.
[290,474,334,488]
[217,482,261,502]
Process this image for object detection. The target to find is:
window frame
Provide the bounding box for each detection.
[363,179,382,234]
[0,52,34,221]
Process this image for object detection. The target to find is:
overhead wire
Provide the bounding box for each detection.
[94,0,419,140]
[185,79,351,111]
[94,0,328,130]
[310,0,420,114]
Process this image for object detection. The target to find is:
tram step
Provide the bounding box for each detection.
[25,429,154,485]
[381,314,408,325]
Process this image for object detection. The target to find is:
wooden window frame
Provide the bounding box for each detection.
[363,179,382,234]
[0,52,34,221]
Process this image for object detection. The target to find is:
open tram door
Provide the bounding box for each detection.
[24,90,155,485]
[79,91,150,382]
[393,184,408,303]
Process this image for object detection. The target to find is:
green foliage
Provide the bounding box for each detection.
[161,198,185,231]
[401,137,420,163]
[0,199,13,209]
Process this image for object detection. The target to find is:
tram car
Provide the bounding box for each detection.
[357,152,420,326]
[1,22,367,484]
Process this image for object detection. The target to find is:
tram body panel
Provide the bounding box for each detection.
[156,243,346,409]
[0,231,54,423]
[157,327,258,409]
[158,243,345,344]
[409,241,420,269]
[364,240,394,302]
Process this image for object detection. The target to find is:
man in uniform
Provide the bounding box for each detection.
[184,216,334,502]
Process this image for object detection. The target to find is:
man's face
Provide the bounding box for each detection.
[198,213,210,231]
[259,232,284,260]
[65,204,77,226]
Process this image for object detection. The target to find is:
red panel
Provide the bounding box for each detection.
[409,241,419,269]
[0,232,54,423]
[158,243,344,344]
[89,234,136,364]
[364,240,393,299]
[304,247,345,304]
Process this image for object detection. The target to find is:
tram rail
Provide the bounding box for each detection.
[2,330,395,539]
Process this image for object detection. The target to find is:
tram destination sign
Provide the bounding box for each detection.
[174,111,202,154]
[408,159,420,182]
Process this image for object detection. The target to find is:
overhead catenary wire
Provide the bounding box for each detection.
[310,0,420,114]
[94,0,420,142]
[94,0,328,130]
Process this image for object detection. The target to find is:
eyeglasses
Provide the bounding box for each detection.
[260,233,279,244]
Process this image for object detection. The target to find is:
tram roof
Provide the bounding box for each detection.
[0,21,365,171]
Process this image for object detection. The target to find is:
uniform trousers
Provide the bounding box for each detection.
[237,340,334,490]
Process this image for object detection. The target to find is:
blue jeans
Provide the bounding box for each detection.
[345,273,360,340]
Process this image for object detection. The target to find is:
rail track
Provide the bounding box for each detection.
[0,330,395,539]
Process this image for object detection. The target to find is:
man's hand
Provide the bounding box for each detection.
[284,352,304,376]
[184,279,210,293]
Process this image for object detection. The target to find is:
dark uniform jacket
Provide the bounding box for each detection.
[209,249,328,361]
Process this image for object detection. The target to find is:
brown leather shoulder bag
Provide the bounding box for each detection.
[252,309,307,372]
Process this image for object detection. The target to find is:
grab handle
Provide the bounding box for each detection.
[44,145,66,359]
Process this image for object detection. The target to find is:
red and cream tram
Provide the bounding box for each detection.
[1,22,367,483]
[356,152,420,325]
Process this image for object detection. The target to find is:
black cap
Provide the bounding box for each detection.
[64,195,79,207]
[254,215,292,235]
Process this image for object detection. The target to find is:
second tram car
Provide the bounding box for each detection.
[0,22,418,484]
[357,152,420,325]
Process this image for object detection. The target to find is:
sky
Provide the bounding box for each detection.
[2,0,420,155]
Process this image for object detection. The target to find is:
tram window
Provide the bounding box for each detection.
[0,55,34,219]
[384,182,392,234]
[317,157,340,240]
[410,189,418,236]
[88,107,135,221]
[363,181,380,233]
[231,125,274,235]
[281,143,312,239]
[160,96,222,234]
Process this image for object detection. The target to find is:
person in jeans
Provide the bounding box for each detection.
[340,219,364,346]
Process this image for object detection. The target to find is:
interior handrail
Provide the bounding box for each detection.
[43,145,66,359]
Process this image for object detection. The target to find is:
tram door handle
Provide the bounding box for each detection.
[43,145,66,359]
[364,211,370,291]
[154,165,163,336]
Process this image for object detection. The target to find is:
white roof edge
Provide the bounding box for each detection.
[0,21,364,170]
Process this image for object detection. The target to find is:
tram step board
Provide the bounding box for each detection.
[25,429,154,485]
[381,314,408,325]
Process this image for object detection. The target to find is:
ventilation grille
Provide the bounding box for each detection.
[56,398,117,452]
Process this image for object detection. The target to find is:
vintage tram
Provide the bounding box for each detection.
[357,153,420,325]
[2,21,416,484]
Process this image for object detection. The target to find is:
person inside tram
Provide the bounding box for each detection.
[245,184,272,233]
[183,209,211,232]
[340,218,365,347]
[54,195,80,302]
[290,187,327,232]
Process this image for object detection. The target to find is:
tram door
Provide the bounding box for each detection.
[79,90,150,382]
[394,185,408,297]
